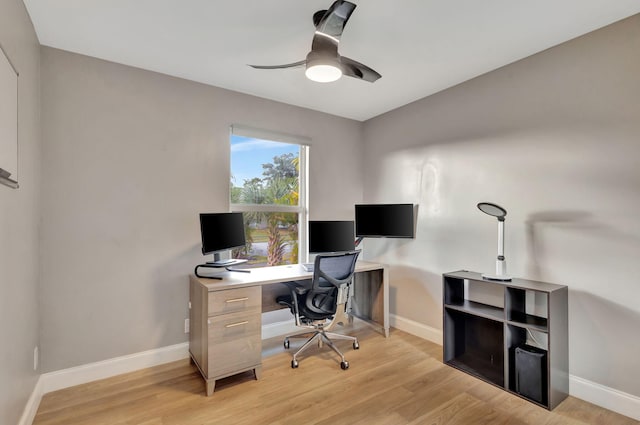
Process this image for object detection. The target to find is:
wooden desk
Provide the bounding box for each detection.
[189,261,388,395]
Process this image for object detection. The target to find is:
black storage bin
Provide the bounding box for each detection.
[515,344,547,404]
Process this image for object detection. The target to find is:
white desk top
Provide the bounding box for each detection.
[192,261,385,291]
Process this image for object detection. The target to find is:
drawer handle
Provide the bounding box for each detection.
[225,297,249,303]
[225,320,249,328]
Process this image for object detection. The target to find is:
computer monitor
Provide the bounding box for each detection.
[309,221,355,253]
[199,212,246,262]
[355,204,415,238]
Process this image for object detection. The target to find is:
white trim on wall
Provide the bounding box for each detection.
[17,377,43,425]
[262,319,298,340]
[19,343,188,425]
[41,342,189,395]
[390,313,443,345]
[570,374,640,421]
[230,124,311,146]
[390,313,639,421]
[19,319,640,424]
[19,322,297,425]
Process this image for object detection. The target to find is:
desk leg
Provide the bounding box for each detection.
[383,266,389,337]
[254,365,262,380]
[352,267,390,337]
[206,379,216,396]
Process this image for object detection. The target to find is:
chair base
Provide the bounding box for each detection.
[284,328,359,369]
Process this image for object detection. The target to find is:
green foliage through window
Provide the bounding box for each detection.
[230,135,302,267]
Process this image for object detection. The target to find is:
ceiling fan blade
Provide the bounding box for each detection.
[311,32,339,57]
[314,0,356,40]
[340,56,381,83]
[248,60,306,70]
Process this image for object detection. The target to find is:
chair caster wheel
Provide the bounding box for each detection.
[353,341,359,350]
[291,360,299,368]
[340,361,349,370]
[284,339,290,349]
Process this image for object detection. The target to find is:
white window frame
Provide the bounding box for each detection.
[229,125,309,264]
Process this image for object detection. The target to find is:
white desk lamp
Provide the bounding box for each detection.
[478,202,512,281]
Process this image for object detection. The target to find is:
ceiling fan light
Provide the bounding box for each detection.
[305,63,342,82]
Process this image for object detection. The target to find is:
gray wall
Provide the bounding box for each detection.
[39,47,364,372]
[362,15,640,397]
[0,0,41,424]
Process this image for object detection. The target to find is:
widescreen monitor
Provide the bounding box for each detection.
[309,221,355,253]
[355,204,415,238]
[199,212,246,257]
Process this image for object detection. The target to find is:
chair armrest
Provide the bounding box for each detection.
[279,280,313,326]
[283,280,311,295]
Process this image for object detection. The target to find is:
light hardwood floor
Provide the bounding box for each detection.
[34,329,638,425]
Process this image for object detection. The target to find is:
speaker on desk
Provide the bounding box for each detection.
[515,345,547,404]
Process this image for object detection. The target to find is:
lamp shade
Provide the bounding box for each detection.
[477,202,507,219]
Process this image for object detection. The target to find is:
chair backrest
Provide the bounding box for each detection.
[305,251,360,316]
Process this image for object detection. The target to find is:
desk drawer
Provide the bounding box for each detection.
[208,286,261,315]
[208,334,261,378]
[207,309,261,342]
[207,310,262,377]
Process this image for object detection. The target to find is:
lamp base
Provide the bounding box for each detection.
[482,273,512,281]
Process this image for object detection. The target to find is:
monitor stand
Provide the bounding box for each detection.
[202,252,250,274]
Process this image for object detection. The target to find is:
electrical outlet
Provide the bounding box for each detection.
[33,346,39,371]
[184,318,190,334]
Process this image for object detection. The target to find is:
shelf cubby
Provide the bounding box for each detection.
[445,300,504,322]
[506,287,549,331]
[506,324,550,406]
[444,309,504,386]
[443,270,568,410]
[444,274,504,321]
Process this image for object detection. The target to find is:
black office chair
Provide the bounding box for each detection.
[277,251,360,370]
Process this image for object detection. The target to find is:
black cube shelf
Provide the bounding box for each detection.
[443,270,568,410]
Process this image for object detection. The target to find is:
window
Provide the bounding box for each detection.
[230,126,308,267]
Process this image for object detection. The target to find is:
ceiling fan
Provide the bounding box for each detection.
[249,0,381,83]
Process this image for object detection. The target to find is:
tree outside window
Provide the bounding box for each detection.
[230,132,307,267]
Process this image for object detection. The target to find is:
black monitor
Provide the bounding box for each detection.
[309,221,355,253]
[199,212,246,261]
[355,204,415,238]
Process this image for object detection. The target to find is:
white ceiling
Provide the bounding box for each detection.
[23,0,640,121]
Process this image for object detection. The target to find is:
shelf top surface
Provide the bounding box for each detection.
[444,270,567,292]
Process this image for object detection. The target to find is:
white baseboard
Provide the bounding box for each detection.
[28,321,298,401]
[262,319,298,340]
[570,374,640,421]
[391,313,639,421]
[19,343,189,425]
[40,342,189,395]
[390,313,443,345]
[17,325,299,425]
[18,319,640,424]
[18,376,43,425]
